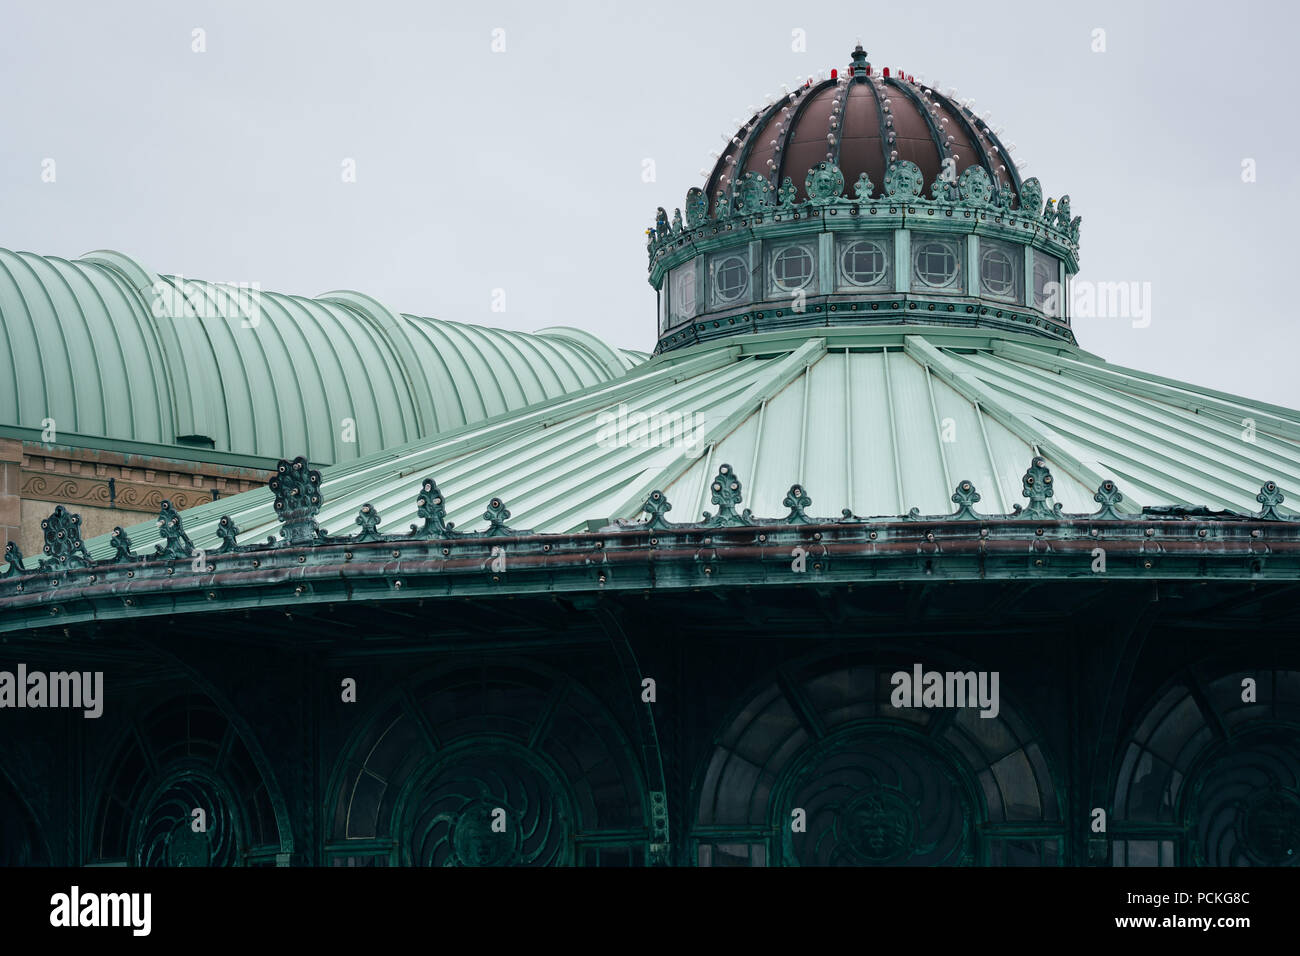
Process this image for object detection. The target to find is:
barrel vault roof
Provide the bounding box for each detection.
[72,323,1300,559]
[0,247,645,464]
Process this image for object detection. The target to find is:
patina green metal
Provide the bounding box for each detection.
[0,541,24,577]
[1257,481,1287,520]
[354,504,383,542]
[410,477,455,539]
[703,464,752,528]
[1093,480,1125,520]
[782,484,813,524]
[215,515,240,553]
[270,457,325,544]
[0,249,646,465]
[805,162,846,204]
[647,47,1083,354]
[38,505,92,570]
[640,489,674,530]
[483,497,526,536]
[155,500,195,559]
[950,480,982,520]
[1014,457,1062,519]
[110,526,136,562]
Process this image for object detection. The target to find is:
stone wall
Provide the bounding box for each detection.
[4,439,270,556]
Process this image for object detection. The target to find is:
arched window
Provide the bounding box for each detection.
[691,654,1062,866]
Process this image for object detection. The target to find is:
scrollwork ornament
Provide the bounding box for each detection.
[1012,457,1063,519]
[783,484,813,524]
[950,480,982,520]
[355,504,383,542]
[409,477,456,539]
[1054,195,1072,232]
[155,500,195,559]
[269,456,324,545]
[110,526,135,563]
[703,463,752,527]
[640,490,674,530]
[215,516,240,553]
[654,207,669,238]
[1093,480,1124,519]
[1,541,26,578]
[38,505,92,570]
[1257,481,1287,520]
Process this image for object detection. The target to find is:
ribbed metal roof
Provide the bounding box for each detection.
[0,247,644,464]
[76,324,1300,559]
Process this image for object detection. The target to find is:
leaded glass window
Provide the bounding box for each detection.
[913,237,961,290]
[709,250,750,308]
[669,260,698,324]
[838,238,890,288]
[1034,254,1061,314]
[769,242,816,294]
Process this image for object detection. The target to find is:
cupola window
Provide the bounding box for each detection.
[913,237,961,290]
[769,243,816,294]
[709,251,750,307]
[979,242,1021,300]
[1034,255,1061,314]
[838,238,889,288]
[669,261,698,324]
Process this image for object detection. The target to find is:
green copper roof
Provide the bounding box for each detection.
[0,247,644,464]
[68,324,1300,558]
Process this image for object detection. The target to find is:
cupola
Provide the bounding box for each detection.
[647,44,1082,352]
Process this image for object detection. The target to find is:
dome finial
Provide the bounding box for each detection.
[850,43,869,78]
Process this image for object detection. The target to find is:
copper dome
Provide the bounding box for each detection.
[705,45,1023,209]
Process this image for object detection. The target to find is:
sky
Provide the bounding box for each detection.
[2,0,1297,406]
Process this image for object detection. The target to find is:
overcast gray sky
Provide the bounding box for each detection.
[2,0,1296,406]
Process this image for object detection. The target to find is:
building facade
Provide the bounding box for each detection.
[2,46,1298,868]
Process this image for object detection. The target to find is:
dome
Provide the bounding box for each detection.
[705,45,1023,207]
[647,44,1082,355]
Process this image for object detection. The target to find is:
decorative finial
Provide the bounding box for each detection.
[410,477,456,539]
[850,44,869,78]
[269,456,324,545]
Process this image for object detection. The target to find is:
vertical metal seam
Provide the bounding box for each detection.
[926,364,953,494]
[882,348,905,513]
[975,402,1009,513]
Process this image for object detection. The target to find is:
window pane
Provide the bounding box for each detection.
[769,242,816,294]
[913,239,959,289]
[839,239,888,288]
